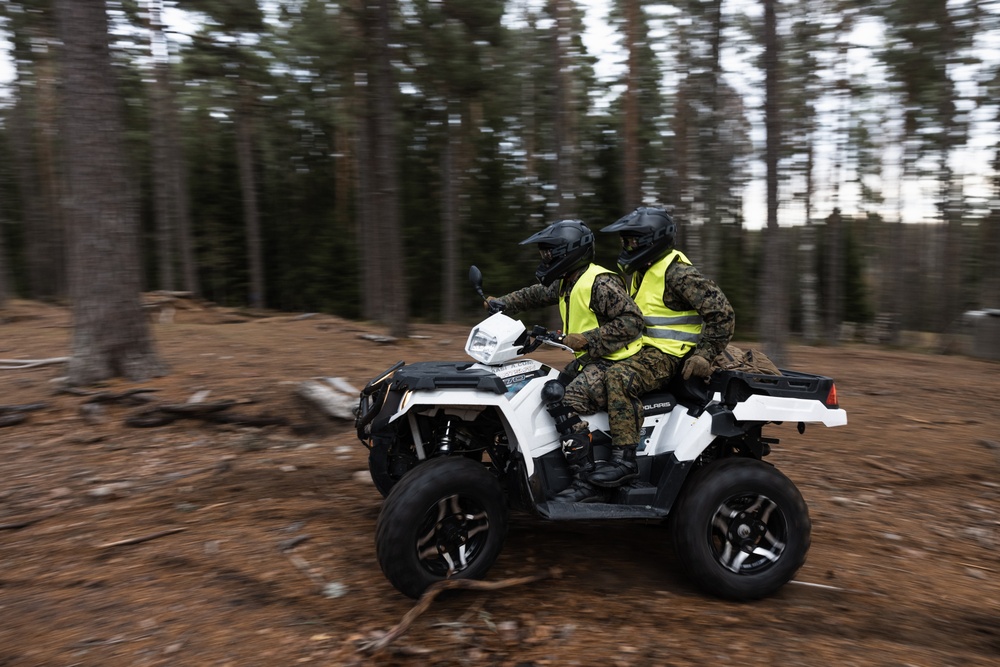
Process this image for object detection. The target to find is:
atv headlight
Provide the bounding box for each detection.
[467,327,499,363]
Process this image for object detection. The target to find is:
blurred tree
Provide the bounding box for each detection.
[610,0,666,210]
[178,0,268,308]
[549,0,586,219]
[145,0,199,295]
[53,0,165,384]
[365,0,408,335]
[758,0,787,363]
[670,0,750,281]
[784,0,824,343]
[2,0,67,300]
[407,0,505,321]
[879,0,977,331]
[0,195,8,307]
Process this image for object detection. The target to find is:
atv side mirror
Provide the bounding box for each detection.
[469,265,486,301]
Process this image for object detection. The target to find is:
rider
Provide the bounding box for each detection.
[589,207,736,487]
[486,219,643,503]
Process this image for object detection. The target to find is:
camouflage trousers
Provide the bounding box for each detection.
[562,347,681,447]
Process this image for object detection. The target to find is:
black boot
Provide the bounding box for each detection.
[589,445,639,488]
[552,433,604,503]
[552,476,604,503]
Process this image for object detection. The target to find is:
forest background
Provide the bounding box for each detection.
[0,0,999,376]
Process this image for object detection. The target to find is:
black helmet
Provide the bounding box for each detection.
[520,219,595,287]
[600,207,676,273]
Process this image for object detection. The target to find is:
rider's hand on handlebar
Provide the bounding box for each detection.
[561,333,588,351]
[484,297,506,314]
[682,354,713,383]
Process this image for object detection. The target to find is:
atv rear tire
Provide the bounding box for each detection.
[670,457,810,600]
[375,456,509,599]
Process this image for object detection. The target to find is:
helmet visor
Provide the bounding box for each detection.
[621,234,642,251]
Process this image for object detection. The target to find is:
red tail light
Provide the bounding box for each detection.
[825,383,839,408]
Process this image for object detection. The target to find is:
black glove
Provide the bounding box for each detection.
[484,297,506,314]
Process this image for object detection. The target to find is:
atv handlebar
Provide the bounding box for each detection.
[521,325,575,354]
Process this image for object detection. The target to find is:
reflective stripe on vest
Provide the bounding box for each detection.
[630,250,703,356]
[559,264,641,361]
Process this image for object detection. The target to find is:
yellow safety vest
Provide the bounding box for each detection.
[630,250,703,357]
[559,264,642,361]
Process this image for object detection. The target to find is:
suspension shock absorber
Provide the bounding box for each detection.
[432,418,456,457]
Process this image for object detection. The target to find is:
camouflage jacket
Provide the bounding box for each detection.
[635,259,735,363]
[499,269,643,360]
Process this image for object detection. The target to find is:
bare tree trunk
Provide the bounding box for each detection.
[149,35,176,291]
[373,0,408,336]
[551,0,578,219]
[54,0,166,385]
[800,142,819,343]
[0,201,9,307]
[441,110,460,322]
[823,208,843,343]
[9,53,66,300]
[8,98,47,299]
[147,0,199,295]
[982,211,1000,308]
[235,85,265,309]
[703,0,724,280]
[759,0,787,365]
[623,0,640,208]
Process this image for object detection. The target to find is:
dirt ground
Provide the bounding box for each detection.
[0,297,998,667]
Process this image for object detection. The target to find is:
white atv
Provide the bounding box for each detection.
[355,267,847,601]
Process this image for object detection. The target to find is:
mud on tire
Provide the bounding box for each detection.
[375,456,509,599]
[670,457,810,601]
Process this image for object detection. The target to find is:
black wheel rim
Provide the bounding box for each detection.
[415,493,491,577]
[708,492,789,574]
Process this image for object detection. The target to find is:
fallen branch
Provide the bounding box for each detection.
[286,553,328,589]
[97,527,187,549]
[0,515,49,530]
[0,402,49,414]
[862,457,918,480]
[0,357,70,370]
[0,413,28,427]
[296,380,357,420]
[358,333,398,345]
[359,568,562,654]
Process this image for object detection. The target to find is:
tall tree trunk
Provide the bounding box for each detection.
[147,0,199,295]
[441,110,460,322]
[800,142,819,343]
[235,84,265,309]
[372,0,407,336]
[8,98,48,299]
[551,0,578,219]
[0,201,9,307]
[623,0,640,208]
[148,13,176,292]
[54,0,166,385]
[759,0,787,364]
[354,82,381,321]
[823,208,843,342]
[703,0,724,281]
[9,45,67,300]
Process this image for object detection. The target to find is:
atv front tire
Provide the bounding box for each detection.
[375,456,509,599]
[670,457,810,600]
[367,437,414,498]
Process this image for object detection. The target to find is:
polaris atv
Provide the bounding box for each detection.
[354,267,847,601]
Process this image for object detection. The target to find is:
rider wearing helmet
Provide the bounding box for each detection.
[486,219,643,503]
[589,207,735,487]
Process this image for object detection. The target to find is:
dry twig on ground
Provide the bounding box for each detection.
[360,568,563,654]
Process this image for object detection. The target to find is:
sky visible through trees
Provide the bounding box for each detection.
[2,1,996,228]
[0,0,997,354]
